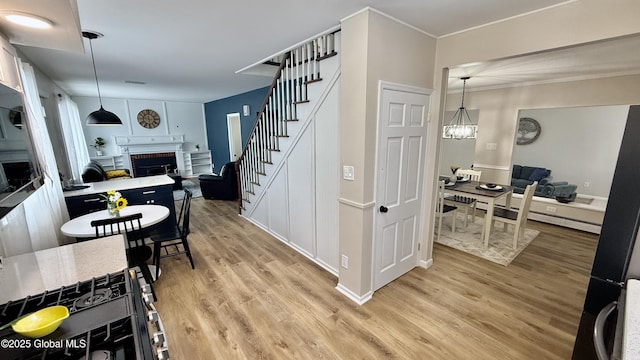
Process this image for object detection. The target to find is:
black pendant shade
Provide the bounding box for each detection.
[86,106,122,125]
[83,31,122,126]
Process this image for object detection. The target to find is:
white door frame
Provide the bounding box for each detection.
[227,113,242,161]
[371,80,432,291]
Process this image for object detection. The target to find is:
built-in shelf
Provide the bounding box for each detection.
[89,155,126,171]
[182,151,212,177]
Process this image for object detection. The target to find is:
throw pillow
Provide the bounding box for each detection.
[105,169,130,179]
[528,168,549,182]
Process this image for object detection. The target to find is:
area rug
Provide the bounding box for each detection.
[173,180,202,200]
[435,213,540,266]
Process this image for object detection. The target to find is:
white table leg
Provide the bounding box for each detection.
[484,198,495,247]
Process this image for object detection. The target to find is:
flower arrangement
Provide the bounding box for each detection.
[102,190,127,217]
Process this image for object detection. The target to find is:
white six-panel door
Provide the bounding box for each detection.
[373,83,430,290]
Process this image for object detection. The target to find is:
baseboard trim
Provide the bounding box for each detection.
[419,258,433,269]
[335,283,373,305]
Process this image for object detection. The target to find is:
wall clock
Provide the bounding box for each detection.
[137,109,161,129]
[516,117,541,145]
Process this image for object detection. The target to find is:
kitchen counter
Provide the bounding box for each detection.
[625,279,640,359]
[0,235,127,303]
[63,175,174,197]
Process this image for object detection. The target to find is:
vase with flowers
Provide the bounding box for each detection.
[101,190,128,217]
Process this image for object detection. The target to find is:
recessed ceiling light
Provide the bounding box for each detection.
[4,12,53,29]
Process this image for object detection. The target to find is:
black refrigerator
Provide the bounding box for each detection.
[572,105,640,359]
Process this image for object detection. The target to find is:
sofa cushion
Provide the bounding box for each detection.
[529,167,550,181]
[512,165,522,179]
[512,178,533,189]
[81,161,106,183]
[104,169,130,179]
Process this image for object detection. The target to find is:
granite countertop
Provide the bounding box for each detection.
[0,235,127,303]
[63,175,174,197]
[624,279,640,359]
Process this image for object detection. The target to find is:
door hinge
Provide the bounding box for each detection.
[417,243,421,251]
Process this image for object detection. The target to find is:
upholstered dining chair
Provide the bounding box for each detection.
[435,180,457,242]
[445,169,482,228]
[482,181,538,249]
[91,213,156,300]
[150,188,195,279]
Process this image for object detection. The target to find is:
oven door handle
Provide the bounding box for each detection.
[594,301,617,360]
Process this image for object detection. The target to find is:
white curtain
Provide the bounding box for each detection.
[13,62,70,252]
[57,94,90,182]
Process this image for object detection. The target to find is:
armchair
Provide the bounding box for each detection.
[199,162,238,200]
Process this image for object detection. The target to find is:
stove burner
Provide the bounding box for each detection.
[73,288,113,310]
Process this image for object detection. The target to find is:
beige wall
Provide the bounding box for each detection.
[338,9,436,298]
[452,74,640,186]
[423,0,640,262]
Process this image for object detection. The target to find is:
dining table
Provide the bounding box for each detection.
[441,178,514,247]
[60,204,170,238]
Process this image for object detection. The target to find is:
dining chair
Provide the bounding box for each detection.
[435,180,457,242]
[445,169,482,228]
[482,181,538,249]
[150,188,195,279]
[90,213,156,300]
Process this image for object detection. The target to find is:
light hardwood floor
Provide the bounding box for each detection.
[154,197,598,359]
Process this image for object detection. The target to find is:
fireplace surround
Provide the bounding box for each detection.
[130,152,177,177]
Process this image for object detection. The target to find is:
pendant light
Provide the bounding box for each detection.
[83,31,122,126]
[443,76,477,139]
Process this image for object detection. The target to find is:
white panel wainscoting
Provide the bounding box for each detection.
[268,167,289,241]
[242,51,341,276]
[287,126,315,257]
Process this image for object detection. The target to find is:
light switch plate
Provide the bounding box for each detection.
[343,166,354,181]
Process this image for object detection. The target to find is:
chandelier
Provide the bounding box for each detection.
[83,31,122,126]
[442,76,477,139]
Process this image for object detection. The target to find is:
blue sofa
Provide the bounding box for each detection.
[511,165,577,202]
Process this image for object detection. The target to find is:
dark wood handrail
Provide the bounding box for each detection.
[238,52,290,163]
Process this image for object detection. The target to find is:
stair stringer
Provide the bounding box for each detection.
[241,65,341,275]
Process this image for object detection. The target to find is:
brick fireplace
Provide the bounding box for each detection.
[130,152,177,177]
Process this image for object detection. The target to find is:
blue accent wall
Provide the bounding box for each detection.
[204,86,269,173]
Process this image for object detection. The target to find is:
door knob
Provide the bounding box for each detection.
[379,206,388,213]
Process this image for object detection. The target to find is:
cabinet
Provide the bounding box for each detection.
[182,151,212,177]
[90,155,126,171]
[65,183,176,233]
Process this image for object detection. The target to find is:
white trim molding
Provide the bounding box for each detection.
[335,283,373,305]
[338,197,376,209]
[473,163,511,171]
[419,258,433,269]
[114,135,185,154]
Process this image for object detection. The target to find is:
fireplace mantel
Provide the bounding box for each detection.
[115,135,185,153]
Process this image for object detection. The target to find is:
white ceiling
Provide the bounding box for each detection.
[3,0,638,103]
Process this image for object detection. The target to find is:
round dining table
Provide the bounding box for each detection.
[61,204,170,238]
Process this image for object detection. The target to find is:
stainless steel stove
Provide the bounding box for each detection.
[0,269,168,359]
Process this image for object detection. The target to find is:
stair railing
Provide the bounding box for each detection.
[236,32,337,212]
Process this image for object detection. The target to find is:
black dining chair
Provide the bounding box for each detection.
[90,213,156,300]
[150,188,195,279]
